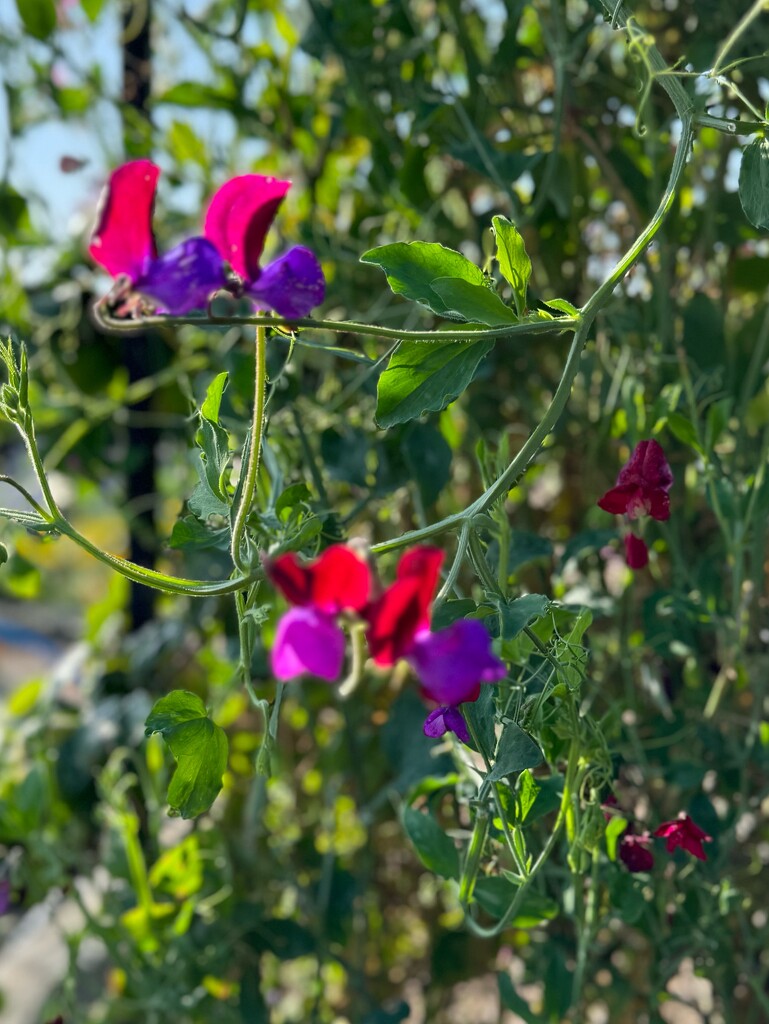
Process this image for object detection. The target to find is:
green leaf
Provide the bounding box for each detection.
[473,876,557,925]
[158,81,240,110]
[81,0,107,20]
[0,185,29,237]
[492,216,532,317]
[360,241,487,317]
[542,297,580,316]
[465,685,496,756]
[516,769,540,823]
[431,599,478,631]
[506,532,553,573]
[168,120,207,166]
[402,422,452,505]
[487,722,543,782]
[666,412,703,454]
[145,691,229,819]
[497,593,549,641]
[402,806,459,879]
[429,278,518,326]
[376,338,495,428]
[15,0,56,40]
[168,516,227,551]
[201,372,228,423]
[275,482,312,519]
[739,137,769,231]
[498,973,541,1023]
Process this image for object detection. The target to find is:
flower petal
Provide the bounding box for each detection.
[248,246,325,317]
[266,545,371,614]
[653,814,712,861]
[619,832,654,872]
[624,534,649,569]
[365,547,444,666]
[89,160,159,280]
[134,237,227,314]
[597,483,640,516]
[270,607,345,682]
[204,174,291,280]
[618,439,673,492]
[408,620,506,705]
[423,706,471,744]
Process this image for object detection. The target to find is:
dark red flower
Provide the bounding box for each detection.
[654,814,712,861]
[598,440,673,521]
[624,533,649,569]
[618,829,654,872]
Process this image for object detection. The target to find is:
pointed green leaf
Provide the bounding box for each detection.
[361,241,487,317]
[376,338,495,428]
[201,372,228,423]
[145,691,229,819]
[15,0,56,40]
[492,216,532,317]
[487,722,543,782]
[402,806,460,879]
[430,277,518,326]
[497,593,549,641]
[739,137,769,231]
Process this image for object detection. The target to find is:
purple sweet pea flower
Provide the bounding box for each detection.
[423,705,471,744]
[89,161,325,318]
[407,619,507,705]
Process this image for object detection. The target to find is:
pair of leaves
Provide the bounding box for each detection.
[189,372,232,521]
[363,222,532,427]
[145,691,228,819]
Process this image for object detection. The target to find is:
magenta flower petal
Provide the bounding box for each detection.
[271,607,346,682]
[597,440,673,522]
[89,159,159,280]
[134,237,227,314]
[654,814,712,861]
[204,174,291,280]
[248,246,326,318]
[408,620,506,705]
[624,534,649,569]
[423,706,471,744]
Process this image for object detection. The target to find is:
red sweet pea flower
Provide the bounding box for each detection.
[618,829,654,872]
[265,545,371,682]
[598,440,673,521]
[624,533,649,569]
[654,814,712,861]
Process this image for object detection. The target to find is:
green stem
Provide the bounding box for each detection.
[95,302,579,343]
[0,474,51,519]
[231,325,268,572]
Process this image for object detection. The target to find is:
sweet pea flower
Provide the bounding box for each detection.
[597,439,673,521]
[365,546,506,719]
[266,545,370,682]
[654,814,712,861]
[89,160,324,317]
[618,829,654,873]
[624,533,649,569]
[423,706,471,744]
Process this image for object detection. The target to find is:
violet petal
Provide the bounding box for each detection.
[134,237,227,314]
[248,246,325,318]
[271,606,345,682]
[408,620,506,705]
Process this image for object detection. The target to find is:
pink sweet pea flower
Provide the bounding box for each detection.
[266,546,371,682]
[654,814,712,861]
[624,533,649,569]
[597,439,673,521]
[618,829,654,872]
[365,546,506,716]
[89,161,324,317]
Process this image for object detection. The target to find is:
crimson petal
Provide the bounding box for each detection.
[267,545,370,614]
[204,174,291,280]
[89,159,159,280]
